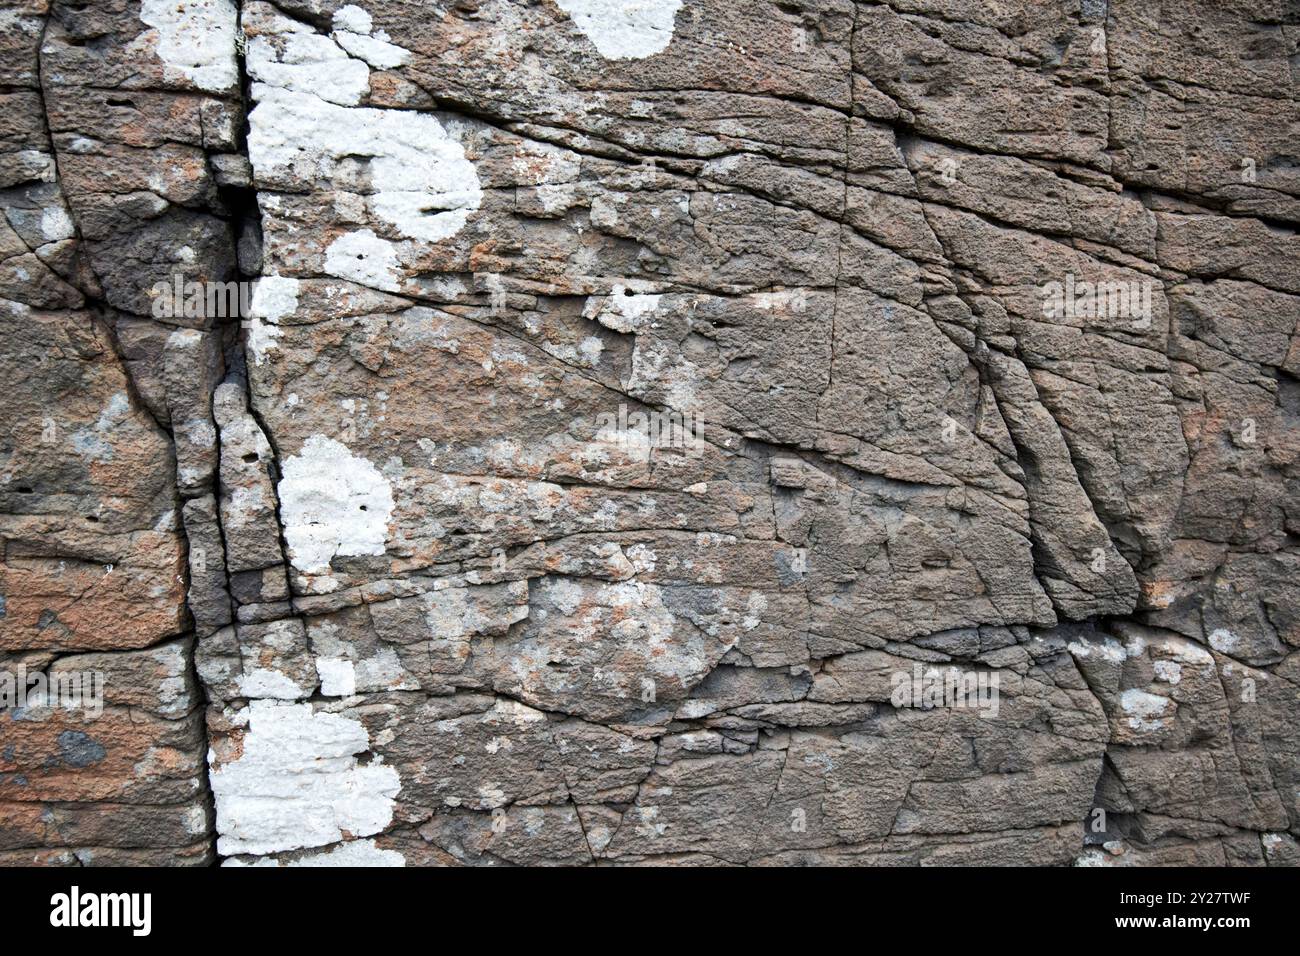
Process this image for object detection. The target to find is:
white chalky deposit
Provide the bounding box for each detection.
[278,435,395,574]
[555,0,682,59]
[209,700,401,856]
[139,0,239,92]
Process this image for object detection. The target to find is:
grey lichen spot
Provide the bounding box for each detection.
[57,731,107,768]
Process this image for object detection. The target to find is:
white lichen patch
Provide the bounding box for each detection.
[238,667,311,700]
[40,205,75,243]
[1074,846,1131,867]
[310,622,418,692]
[139,0,239,93]
[209,699,401,856]
[331,4,411,69]
[1208,628,1240,654]
[331,4,373,34]
[1118,688,1171,732]
[555,0,682,60]
[488,699,548,727]
[510,579,719,710]
[278,435,395,574]
[316,656,358,696]
[324,229,401,291]
[250,274,299,321]
[245,274,299,365]
[543,577,585,616]
[1067,636,1126,664]
[225,838,406,867]
[245,4,482,264]
[586,284,662,333]
[70,392,131,462]
[9,149,53,184]
[226,484,269,529]
[410,582,531,652]
[249,89,482,243]
[1152,660,1182,684]
[245,12,370,106]
[1163,639,1213,665]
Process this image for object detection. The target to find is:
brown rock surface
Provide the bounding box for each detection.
[1,0,1297,866]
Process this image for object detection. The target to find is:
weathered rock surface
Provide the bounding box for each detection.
[1,0,1297,866]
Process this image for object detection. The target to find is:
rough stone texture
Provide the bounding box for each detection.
[1,0,1297,866]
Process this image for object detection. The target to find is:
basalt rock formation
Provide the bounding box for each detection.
[1,0,1298,867]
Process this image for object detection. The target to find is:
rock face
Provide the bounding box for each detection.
[1,0,1297,867]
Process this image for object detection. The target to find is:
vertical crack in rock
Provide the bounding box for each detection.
[0,0,252,863]
[195,0,411,865]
